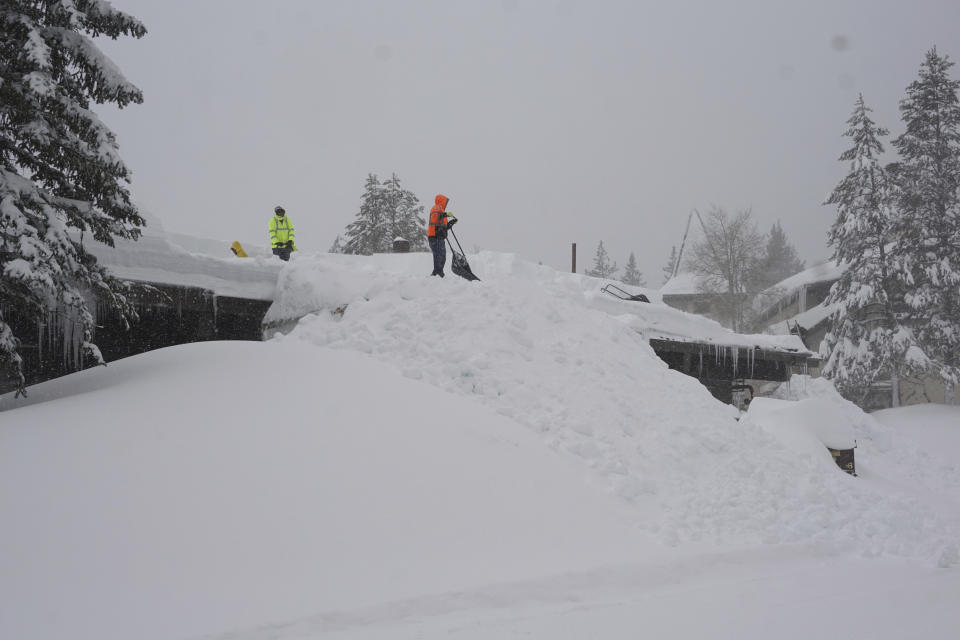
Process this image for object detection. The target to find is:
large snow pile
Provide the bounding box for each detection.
[263,251,958,562]
[4,248,960,640]
[0,342,645,640]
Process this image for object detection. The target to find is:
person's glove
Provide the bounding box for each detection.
[447,218,457,227]
[286,240,294,249]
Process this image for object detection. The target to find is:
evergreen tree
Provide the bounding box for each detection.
[381,173,427,251]
[1,2,147,395]
[342,173,426,254]
[821,94,918,406]
[622,251,646,286]
[758,221,805,288]
[891,47,960,400]
[662,245,678,284]
[328,234,344,254]
[343,174,387,255]
[586,241,618,278]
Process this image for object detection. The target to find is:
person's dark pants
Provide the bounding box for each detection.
[273,246,292,261]
[428,236,445,276]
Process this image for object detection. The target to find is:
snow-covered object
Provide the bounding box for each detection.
[86,211,281,300]
[1,2,149,392]
[818,94,925,400]
[890,49,960,389]
[745,397,856,454]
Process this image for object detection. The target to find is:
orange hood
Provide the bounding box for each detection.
[432,194,449,212]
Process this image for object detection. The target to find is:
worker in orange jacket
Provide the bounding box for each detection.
[426,193,457,277]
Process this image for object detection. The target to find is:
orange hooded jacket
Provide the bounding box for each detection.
[427,194,450,238]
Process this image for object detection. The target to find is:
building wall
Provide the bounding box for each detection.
[1,283,271,395]
[757,280,834,329]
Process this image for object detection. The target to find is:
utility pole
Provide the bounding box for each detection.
[673,211,694,279]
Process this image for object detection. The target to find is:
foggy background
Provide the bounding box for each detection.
[97,0,960,283]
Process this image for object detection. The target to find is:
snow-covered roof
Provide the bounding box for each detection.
[659,271,707,296]
[764,260,845,297]
[767,300,838,336]
[87,221,809,357]
[87,216,281,300]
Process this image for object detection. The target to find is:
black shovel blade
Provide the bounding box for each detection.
[451,251,480,281]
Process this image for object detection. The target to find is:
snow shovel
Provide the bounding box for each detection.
[446,228,480,281]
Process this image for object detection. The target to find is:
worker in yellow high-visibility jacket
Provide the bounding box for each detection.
[269,205,296,261]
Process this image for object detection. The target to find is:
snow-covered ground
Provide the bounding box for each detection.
[2,248,959,640]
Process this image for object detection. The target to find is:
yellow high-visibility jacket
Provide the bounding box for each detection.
[269,214,296,249]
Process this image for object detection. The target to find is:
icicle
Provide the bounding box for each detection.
[698,348,703,376]
[58,311,68,368]
[732,346,738,378]
[211,293,219,338]
[70,317,78,369]
[37,316,44,364]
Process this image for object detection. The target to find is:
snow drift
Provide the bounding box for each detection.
[263,250,960,562]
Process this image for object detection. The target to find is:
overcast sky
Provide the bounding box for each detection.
[97,0,960,284]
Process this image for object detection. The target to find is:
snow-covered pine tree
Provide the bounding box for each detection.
[662,245,678,284]
[586,241,618,278]
[342,174,426,254]
[328,234,344,253]
[622,251,646,286]
[758,221,805,288]
[0,2,147,396]
[343,174,387,255]
[891,47,960,402]
[382,173,426,252]
[821,94,919,406]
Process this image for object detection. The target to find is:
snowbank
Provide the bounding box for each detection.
[4,247,960,640]
[0,342,644,640]
[264,251,956,562]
